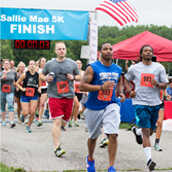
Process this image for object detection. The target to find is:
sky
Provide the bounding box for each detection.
[1,0,172,27]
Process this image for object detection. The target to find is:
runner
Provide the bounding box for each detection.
[36,57,48,127]
[15,61,26,123]
[40,41,80,157]
[0,59,17,128]
[68,60,85,127]
[16,60,41,133]
[80,43,125,172]
[125,45,168,171]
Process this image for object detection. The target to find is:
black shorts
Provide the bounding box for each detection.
[14,90,22,98]
[75,93,83,101]
[41,88,47,94]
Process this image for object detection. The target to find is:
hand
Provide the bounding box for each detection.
[167,95,171,101]
[2,72,7,79]
[151,78,158,87]
[46,75,54,82]
[66,73,74,81]
[102,81,115,90]
[119,93,126,102]
[130,90,136,98]
[38,87,41,93]
[21,88,26,92]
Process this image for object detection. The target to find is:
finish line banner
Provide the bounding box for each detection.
[0,8,89,40]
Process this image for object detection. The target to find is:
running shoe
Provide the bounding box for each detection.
[37,121,43,127]
[86,156,95,172]
[147,159,156,171]
[1,121,6,126]
[10,122,16,128]
[68,120,72,128]
[44,109,49,119]
[74,121,79,127]
[54,146,66,157]
[20,115,25,123]
[131,126,143,145]
[26,126,32,133]
[99,138,109,148]
[108,166,116,172]
[61,126,66,131]
[154,143,163,151]
[35,120,43,127]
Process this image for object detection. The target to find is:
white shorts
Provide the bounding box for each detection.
[84,103,120,139]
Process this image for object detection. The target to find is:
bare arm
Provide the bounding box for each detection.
[15,73,26,92]
[79,66,101,92]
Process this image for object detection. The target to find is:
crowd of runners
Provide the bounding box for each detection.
[1,42,172,172]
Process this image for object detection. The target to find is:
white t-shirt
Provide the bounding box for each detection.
[125,62,168,106]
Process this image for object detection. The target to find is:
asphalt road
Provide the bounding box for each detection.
[0,120,172,172]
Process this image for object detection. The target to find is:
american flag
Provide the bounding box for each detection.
[95,0,138,26]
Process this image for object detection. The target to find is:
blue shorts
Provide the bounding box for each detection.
[134,104,161,130]
[20,95,38,103]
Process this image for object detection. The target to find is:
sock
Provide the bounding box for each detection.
[144,147,151,163]
[136,128,142,135]
[155,138,160,144]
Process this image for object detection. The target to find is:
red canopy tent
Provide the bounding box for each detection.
[112,31,172,62]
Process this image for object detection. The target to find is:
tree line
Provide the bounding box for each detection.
[0,24,172,74]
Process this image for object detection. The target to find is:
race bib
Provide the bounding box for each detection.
[97,87,114,101]
[56,81,69,94]
[140,73,154,88]
[25,87,35,97]
[41,81,47,86]
[2,84,11,93]
[74,82,80,93]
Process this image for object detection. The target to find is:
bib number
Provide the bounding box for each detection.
[41,81,46,86]
[2,84,11,93]
[97,88,113,101]
[57,81,69,94]
[25,87,35,97]
[140,73,154,88]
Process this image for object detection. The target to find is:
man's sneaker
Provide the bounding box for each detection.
[44,109,49,119]
[74,121,79,127]
[99,138,109,148]
[131,126,143,145]
[1,121,6,126]
[54,146,66,158]
[68,120,73,128]
[26,126,32,133]
[10,122,16,128]
[154,143,163,151]
[20,115,25,123]
[108,166,116,172]
[35,120,43,127]
[86,156,95,172]
[61,126,66,131]
[147,159,156,171]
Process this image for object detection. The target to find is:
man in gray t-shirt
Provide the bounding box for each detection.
[125,45,168,171]
[41,41,80,158]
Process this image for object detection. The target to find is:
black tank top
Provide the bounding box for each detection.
[22,71,39,97]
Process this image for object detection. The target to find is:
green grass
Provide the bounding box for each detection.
[0,163,26,172]
[119,122,133,130]
[1,163,172,172]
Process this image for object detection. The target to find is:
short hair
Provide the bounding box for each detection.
[139,45,154,60]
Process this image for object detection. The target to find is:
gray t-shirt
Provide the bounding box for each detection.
[0,70,17,93]
[42,58,79,98]
[125,62,168,106]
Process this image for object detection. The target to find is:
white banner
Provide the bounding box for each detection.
[89,17,98,63]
